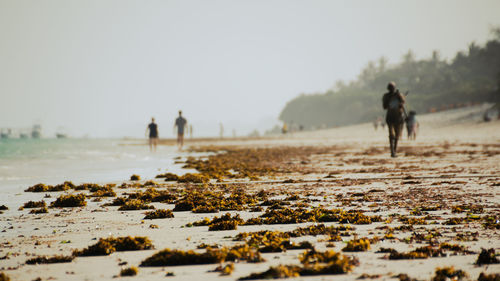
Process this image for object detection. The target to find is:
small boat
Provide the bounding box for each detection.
[1,129,12,139]
[55,126,68,138]
[32,125,42,138]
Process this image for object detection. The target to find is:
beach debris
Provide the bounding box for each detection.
[173,190,257,212]
[50,194,86,208]
[475,248,499,265]
[212,263,234,276]
[143,180,157,186]
[185,146,330,181]
[155,172,179,181]
[177,173,209,183]
[0,205,8,210]
[120,266,138,277]
[73,236,153,256]
[25,182,71,192]
[383,243,473,260]
[478,272,500,281]
[431,267,467,281]
[118,199,154,211]
[88,185,116,197]
[0,272,10,281]
[482,216,500,229]
[125,188,177,203]
[393,273,417,281]
[188,213,243,231]
[141,244,263,267]
[26,255,74,264]
[29,207,48,214]
[239,265,301,280]
[342,238,371,252]
[19,200,46,210]
[144,209,174,219]
[239,249,357,280]
[130,174,141,181]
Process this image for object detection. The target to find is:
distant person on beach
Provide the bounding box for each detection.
[146,117,159,152]
[382,82,406,157]
[282,123,288,134]
[405,111,419,140]
[174,111,187,150]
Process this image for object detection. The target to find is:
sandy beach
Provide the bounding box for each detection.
[1,106,499,281]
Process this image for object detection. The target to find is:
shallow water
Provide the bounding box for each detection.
[0,138,187,194]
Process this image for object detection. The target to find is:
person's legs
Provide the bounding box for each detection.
[152,138,158,152]
[149,138,153,152]
[178,134,184,149]
[388,122,396,157]
[394,123,402,156]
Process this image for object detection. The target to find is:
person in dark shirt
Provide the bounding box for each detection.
[146,117,159,152]
[405,111,419,140]
[382,82,406,157]
[174,111,187,150]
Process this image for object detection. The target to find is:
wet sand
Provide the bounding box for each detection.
[1,106,499,281]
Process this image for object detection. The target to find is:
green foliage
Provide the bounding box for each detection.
[280,29,500,128]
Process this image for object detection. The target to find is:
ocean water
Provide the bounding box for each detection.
[0,138,189,196]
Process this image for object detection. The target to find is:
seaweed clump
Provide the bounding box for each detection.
[213,263,234,276]
[141,245,263,267]
[130,174,141,181]
[234,230,312,253]
[478,273,500,281]
[118,199,154,211]
[29,207,48,214]
[156,173,179,181]
[431,267,467,281]
[120,266,138,277]
[342,238,371,252]
[25,182,71,192]
[475,248,499,265]
[239,249,357,280]
[20,200,46,209]
[73,236,153,256]
[50,194,86,208]
[26,255,74,264]
[177,173,209,183]
[190,213,244,231]
[141,248,224,266]
[144,209,174,220]
[0,272,10,281]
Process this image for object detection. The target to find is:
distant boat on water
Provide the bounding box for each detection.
[31,125,42,139]
[1,129,12,139]
[56,126,68,138]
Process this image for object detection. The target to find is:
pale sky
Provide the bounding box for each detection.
[1,0,499,137]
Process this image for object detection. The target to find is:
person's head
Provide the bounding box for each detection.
[151,117,155,122]
[178,110,182,116]
[387,82,396,92]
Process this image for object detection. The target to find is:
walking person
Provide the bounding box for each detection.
[382,82,406,157]
[174,111,187,150]
[146,117,159,152]
[405,111,419,140]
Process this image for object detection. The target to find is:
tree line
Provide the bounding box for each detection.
[279,28,500,129]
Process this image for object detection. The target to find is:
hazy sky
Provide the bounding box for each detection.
[1,0,499,138]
